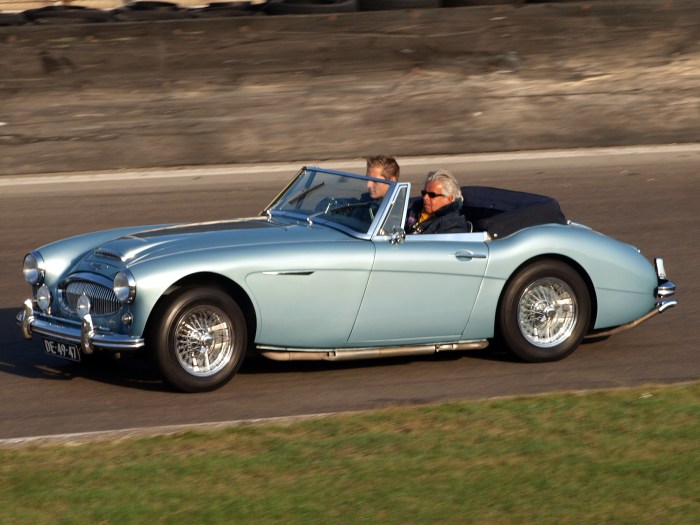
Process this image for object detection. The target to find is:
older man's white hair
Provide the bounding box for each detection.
[425,169,462,202]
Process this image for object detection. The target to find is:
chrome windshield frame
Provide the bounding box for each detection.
[262,166,406,240]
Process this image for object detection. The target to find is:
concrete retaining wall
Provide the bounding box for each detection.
[1,0,261,11]
[1,1,698,175]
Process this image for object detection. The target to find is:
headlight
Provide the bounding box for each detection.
[36,284,51,312]
[23,252,45,285]
[113,270,136,303]
[77,293,91,318]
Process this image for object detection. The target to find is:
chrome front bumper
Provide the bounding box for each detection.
[17,299,145,354]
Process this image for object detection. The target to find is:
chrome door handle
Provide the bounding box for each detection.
[455,251,486,261]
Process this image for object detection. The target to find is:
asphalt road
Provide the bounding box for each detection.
[1,146,698,442]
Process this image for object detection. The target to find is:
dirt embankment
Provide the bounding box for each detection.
[1,1,698,175]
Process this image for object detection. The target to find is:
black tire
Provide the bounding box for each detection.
[190,2,262,18]
[265,0,358,15]
[441,0,523,6]
[23,6,115,24]
[359,0,439,10]
[123,1,180,10]
[149,287,247,392]
[112,10,192,20]
[0,13,28,26]
[23,5,86,19]
[498,260,590,363]
[111,1,192,20]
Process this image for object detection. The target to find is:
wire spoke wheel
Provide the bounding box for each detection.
[498,260,590,362]
[174,305,234,377]
[517,277,577,348]
[150,286,247,392]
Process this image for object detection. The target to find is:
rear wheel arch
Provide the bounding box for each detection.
[495,255,596,361]
[498,254,598,332]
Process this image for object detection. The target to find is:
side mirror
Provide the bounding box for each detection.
[390,228,406,245]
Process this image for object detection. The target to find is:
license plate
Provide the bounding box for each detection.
[43,338,81,362]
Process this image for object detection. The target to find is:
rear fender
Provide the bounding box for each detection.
[462,224,656,338]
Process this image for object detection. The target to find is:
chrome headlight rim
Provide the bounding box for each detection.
[36,284,52,312]
[113,270,137,304]
[23,251,46,285]
[77,293,91,318]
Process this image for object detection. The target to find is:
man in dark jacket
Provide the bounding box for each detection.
[405,169,472,234]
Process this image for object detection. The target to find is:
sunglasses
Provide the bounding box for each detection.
[421,190,446,199]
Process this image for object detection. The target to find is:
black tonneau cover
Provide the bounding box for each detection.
[461,186,567,238]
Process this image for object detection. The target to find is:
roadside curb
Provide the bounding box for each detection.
[1,143,699,186]
[3,381,696,448]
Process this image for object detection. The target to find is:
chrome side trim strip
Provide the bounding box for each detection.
[258,340,489,362]
[262,270,315,276]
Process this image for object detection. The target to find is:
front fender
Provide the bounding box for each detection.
[125,246,259,337]
[28,225,173,288]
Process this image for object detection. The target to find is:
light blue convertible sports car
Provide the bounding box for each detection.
[17,167,677,392]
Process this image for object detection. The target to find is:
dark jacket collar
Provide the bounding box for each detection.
[433,200,462,218]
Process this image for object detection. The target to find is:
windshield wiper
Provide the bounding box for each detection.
[287,181,325,205]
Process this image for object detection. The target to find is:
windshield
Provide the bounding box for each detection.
[265,168,392,234]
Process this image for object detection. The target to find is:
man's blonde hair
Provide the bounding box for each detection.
[365,155,400,181]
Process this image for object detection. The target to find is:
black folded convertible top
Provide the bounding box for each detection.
[460,186,567,239]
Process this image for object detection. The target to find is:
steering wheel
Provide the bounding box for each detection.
[326,201,376,221]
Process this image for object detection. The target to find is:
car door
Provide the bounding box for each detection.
[348,187,489,344]
[246,237,375,348]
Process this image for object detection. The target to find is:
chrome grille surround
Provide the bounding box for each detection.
[60,279,121,317]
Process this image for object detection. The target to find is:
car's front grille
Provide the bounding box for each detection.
[61,280,121,316]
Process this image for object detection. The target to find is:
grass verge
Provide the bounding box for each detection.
[1,382,698,525]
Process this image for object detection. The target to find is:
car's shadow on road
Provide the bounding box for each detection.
[1,307,520,392]
[1,307,168,391]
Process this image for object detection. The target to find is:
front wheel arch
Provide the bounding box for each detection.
[143,273,257,391]
[144,272,257,352]
[146,284,248,392]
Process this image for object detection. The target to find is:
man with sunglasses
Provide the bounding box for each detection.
[405,169,472,234]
